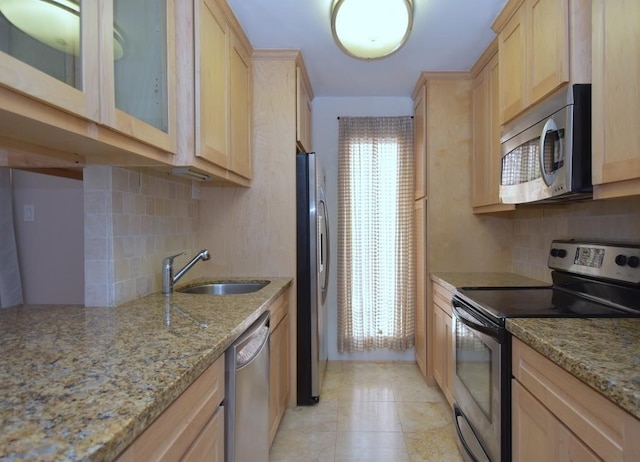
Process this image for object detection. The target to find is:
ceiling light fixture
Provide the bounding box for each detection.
[331,0,413,60]
[0,0,125,59]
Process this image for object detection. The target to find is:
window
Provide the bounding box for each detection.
[337,116,414,352]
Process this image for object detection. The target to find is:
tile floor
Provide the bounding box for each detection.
[269,362,464,462]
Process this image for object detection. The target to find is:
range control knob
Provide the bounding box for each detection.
[550,248,559,257]
[615,255,628,266]
[557,249,567,258]
[628,256,640,268]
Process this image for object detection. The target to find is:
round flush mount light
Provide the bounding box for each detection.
[0,0,125,59]
[331,0,413,60]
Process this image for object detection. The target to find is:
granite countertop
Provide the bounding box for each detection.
[0,277,292,462]
[431,272,549,292]
[507,317,640,420]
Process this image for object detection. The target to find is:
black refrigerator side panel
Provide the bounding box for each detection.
[295,153,314,405]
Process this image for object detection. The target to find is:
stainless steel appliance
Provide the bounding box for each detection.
[452,240,640,462]
[296,152,330,405]
[500,84,592,204]
[225,311,270,462]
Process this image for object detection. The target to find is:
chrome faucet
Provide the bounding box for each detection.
[162,249,210,294]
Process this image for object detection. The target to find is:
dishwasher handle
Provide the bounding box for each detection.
[235,311,270,369]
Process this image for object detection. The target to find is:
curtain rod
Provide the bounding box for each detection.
[337,116,414,119]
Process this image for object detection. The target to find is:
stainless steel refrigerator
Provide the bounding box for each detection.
[296,152,330,405]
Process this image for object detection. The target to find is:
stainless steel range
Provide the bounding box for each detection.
[451,239,640,462]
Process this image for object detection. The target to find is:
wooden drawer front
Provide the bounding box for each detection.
[269,291,289,333]
[433,282,454,316]
[512,380,600,462]
[117,355,225,461]
[512,338,640,461]
[181,406,224,462]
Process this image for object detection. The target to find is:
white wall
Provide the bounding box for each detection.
[312,96,415,361]
[12,170,84,305]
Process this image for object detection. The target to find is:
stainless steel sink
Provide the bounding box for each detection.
[177,281,269,295]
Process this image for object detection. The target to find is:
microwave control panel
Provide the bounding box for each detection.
[549,240,640,284]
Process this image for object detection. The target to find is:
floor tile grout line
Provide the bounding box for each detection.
[271,362,462,462]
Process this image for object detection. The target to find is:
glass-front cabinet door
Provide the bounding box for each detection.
[0,0,176,154]
[101,0,177,153]
[0,0,100,120]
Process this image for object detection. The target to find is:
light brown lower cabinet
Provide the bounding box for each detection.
[512,380,599,461]
[116,354,225,461]
[431,279,454,407]
[512,337,640,461]
[180,407,225,462]
[269,290,290,445]
[414,199,427,376]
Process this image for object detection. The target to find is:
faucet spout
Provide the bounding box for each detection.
[162,249,210,294]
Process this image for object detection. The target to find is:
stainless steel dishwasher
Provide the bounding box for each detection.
[225,311,270,462]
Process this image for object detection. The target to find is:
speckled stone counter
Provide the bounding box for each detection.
[431,272,549,292]
[0,277,292,462]
[507,317,640,420]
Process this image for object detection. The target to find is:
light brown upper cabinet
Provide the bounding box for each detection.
[470,40,515,214]
[493,0,591,125]
[0,1,100,123]
[195,0,230,170]
[591,0,640,199]
[101,0,178,154]
[174,0,253,186]
[0,0,178,158]
[527,0,570,105]
[229,33,252,179]
[497,5,526,125]
[296,67,313,152]
[195,0,252,180]
[413,84,427,200]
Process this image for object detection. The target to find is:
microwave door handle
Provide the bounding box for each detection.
[539,118,559,187]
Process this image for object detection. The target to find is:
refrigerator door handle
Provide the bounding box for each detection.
[319,199,330,303]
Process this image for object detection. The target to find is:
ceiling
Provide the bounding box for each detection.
[226,0,508,98]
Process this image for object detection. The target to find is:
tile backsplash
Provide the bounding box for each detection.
[512,196,640,282]
[79,165,639,304]
[84,167,198,306]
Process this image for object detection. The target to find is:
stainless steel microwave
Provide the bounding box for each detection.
[499,84,592,204]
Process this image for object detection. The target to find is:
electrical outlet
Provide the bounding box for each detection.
[191,181,201,200]
[24,204,34,222]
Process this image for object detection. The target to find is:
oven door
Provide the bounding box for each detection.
[452,299,505,462]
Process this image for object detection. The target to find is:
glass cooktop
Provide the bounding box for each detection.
[455,286,640,325]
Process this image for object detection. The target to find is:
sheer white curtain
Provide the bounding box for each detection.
[0,168,23,307]
[337,116,414,352]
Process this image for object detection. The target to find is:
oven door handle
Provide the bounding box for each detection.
[453,304,502,341]
[453,405,491,462]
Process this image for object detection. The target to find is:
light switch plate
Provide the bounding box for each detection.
[24,204,34,222]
